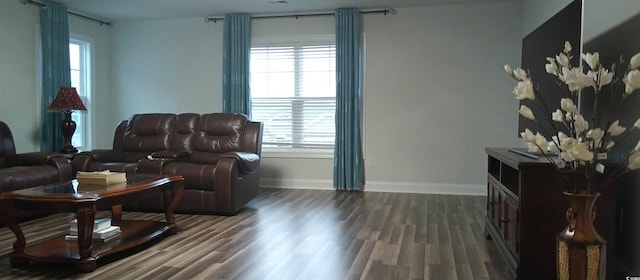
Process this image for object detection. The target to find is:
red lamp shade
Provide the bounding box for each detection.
[47,86,87,111]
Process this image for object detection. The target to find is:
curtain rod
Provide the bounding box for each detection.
[205,8,395,23]
[22,0,112,26]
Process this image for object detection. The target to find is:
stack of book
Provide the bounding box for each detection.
[65,218,121,242]
[76,170,127,185]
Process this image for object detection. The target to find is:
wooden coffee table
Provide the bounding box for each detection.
[0,174,184,273]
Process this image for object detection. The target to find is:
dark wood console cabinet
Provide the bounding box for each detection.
[485,148,615,280]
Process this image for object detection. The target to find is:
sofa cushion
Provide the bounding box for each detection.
[163,162,215,191]
[191,113,248,164]
[171,113,200,153]
[122,114,175,152]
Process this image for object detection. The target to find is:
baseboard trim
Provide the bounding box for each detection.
[259,178,485,196]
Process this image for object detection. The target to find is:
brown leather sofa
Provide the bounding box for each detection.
[0,121,74,220]
[72,113,263,215]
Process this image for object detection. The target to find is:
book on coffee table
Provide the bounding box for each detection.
[76,170,127,185]
[65,226,121,242]
[69,217,112,234]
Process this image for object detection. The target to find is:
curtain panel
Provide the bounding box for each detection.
[40,0,71,152]
[222,13,252,116]
[333,8,364,191]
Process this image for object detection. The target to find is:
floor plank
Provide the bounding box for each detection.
[0,188,511,279]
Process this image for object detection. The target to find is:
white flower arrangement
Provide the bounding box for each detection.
[505,41,640,193]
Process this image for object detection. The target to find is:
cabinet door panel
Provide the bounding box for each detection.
[504,195,519,258]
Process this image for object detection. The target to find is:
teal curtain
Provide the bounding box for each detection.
[40,0,71,152]
[333,8,364,191]
[222,13,251,116]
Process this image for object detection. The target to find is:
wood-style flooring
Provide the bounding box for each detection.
[0,188,511,279]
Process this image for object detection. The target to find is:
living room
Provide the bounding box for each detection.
[1,0,639,279]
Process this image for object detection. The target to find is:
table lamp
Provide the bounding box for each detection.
[47,86,87,154]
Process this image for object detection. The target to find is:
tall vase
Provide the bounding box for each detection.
[556,192,606,280]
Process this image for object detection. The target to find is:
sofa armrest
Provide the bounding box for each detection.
[72,150,125,173]
[48,156,74,181]
[79,150,125,162]
[213,153,261,214]
[6,152,59,166]
[218,152,260,174]
[5,153,73,181]
[137,150,190,174]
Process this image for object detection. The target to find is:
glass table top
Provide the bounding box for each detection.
[7,175,163,199]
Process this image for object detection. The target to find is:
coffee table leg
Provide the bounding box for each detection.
[75,204,97,272]
[0,200,28,267]
[111,204,122,226]
[164,180,184,234]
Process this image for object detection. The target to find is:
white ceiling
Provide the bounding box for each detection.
[54,0,514,21]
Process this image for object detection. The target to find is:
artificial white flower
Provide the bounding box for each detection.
[513,67,528,81]
[561,67,594,91]
[560,142,593,162]
[563,41,572,53]
[606,140,615,150]
[607,120,626,136]
[534,132,548,153]
[552,109,564,122]
[587,128,604,146]
[556,53,570,68]
[630,53,640,70]
[557,131,569,143]
[581,52,600,70]
[634,118,640,129]
[573,143,594,161]
[519,105,535,120]
[574,115,589,134]
[545,58,558,75]
[565,112,573,121]
[526,142,541,153]
[525,132,548,154]
[521,128,536,142]
[513,79,535,100]
[592,68,613,89]
[628,150,640,170]
[504,64,513,75]
[547,141,559,154]
[624,69,640,94]
[560,98,577,113]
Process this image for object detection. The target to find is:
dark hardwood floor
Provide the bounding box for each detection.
[0,188,511,279]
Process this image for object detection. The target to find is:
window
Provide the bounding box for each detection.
[250,41,336,150]
[69,38,91,150]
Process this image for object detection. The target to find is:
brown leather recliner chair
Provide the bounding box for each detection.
[0,121,73,220]
[72,113,180,174]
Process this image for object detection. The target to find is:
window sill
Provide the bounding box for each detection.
[261,148,334,159]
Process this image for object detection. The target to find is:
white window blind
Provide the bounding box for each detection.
[251,42,336,149]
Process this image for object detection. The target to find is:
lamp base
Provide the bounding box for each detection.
[60,110,78,154]
[59,145,78,154]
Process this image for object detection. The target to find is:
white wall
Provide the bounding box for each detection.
[108,1,523,195]
[0,1,41,153]
[111,18,223,119]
